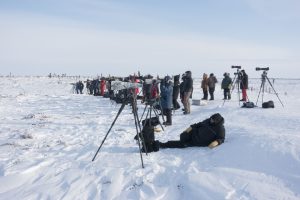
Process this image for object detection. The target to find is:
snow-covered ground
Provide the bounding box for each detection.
[0,76,299,200]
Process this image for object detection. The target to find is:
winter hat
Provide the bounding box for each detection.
[210,113,223,125]
[164,75,172,84]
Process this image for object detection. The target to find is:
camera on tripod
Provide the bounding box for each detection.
[255,67,269,71]
[231,65,241,69]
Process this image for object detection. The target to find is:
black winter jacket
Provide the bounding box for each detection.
[190,117,225,146]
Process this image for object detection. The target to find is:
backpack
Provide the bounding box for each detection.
[142,116,160,127]
[134,119,160,153]
[241,101,255,108]
[262,101,274,108]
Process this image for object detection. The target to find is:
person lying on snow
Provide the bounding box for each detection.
[159,113,225,149]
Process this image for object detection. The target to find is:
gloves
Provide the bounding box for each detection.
[184,126,192,133]
[208,140,219,149]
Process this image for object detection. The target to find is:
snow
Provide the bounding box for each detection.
[0,76,300,200]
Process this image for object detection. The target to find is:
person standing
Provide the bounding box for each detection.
[240,70,248,101]
[172,75,181,110]
[183,71,193,114]
[201,73,209,100]
[100,79,106,96]
[160,76,173,125]
[179,73,186,106]
[221,73,232,100]
[207,73,218,100]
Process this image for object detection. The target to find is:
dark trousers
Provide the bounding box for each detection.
[209,88,215,100]
[223,89,231,99]
[172,99,180,110]
[159,131,192,148]
[202,89,208,100]
[163,108,172,124]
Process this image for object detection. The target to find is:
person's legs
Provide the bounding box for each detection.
[163,108,172,125]
[159,140,186,148]
[223,89,227,99]
[242,89,247,100]
[180,131,192,143]
[183,91,191,113]
[209,88,214,100]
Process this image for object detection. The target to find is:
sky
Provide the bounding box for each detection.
[0,0,300,78]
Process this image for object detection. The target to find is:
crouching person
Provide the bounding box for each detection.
[159,113,225,149]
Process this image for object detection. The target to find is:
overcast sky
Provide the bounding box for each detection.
[0,0,299,78]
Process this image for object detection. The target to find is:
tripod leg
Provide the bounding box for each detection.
[131,98,145,168]
[139,104,148,124]
[152,106,165,131]
[92,102,126,161]
[266,77,284,107]
[157,97,166,123]
[256,81,264,106]
[262,82,265,105]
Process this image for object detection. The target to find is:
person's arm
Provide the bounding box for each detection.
[209,127,225,148]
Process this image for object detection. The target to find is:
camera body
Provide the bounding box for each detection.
[231,65,241,69]
[256,67,269,71]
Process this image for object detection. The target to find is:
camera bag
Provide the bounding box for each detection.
[262,100,274,108]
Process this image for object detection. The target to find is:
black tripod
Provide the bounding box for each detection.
[92,91,146,168]
[140,98,165,131]
[255,70,284,107]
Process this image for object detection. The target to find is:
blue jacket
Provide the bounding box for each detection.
[160,83,173,109]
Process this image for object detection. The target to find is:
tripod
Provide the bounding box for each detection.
[140,98,165,131]
[92,91,146,168]
[255,71,284,107]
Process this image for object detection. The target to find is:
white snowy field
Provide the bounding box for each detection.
[0,76,300,200]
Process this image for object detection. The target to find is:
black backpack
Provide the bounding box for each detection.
[262,101,274,108]
[134,121,159,153]
[241,101,255,108]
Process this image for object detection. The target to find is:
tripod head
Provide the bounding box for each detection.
[261,70,268,83]
[232,66,242,81]
[256,67,269,83]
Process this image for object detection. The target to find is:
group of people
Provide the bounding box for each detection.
[71,71,234,151]
[201,73,218,100]
[221,69,249,101]
[72,70,250,151]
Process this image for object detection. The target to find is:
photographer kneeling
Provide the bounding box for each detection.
[159,113,225,149]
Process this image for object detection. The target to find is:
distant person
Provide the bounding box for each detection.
[179,73,186,105]
[160,76,173,126]
[240,70,248,101]
[100,79,106,96]
[207,73,218,100]
[172,75,181,110]
[75,81,84,94]
[201,73,208,100]
[182,71,193,114]
[158,113,225,149]
[221,73,232,100]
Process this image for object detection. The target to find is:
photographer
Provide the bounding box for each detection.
[172,75,181,110]
[182,71,193,114]
[240,70,248,101]
[208,73,218,100]
[160,76,173,126]
[221,73,232,100]
[201,73,208,100]
[158,113,225,148]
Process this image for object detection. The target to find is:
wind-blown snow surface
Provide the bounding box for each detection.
[0,76,299,200]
